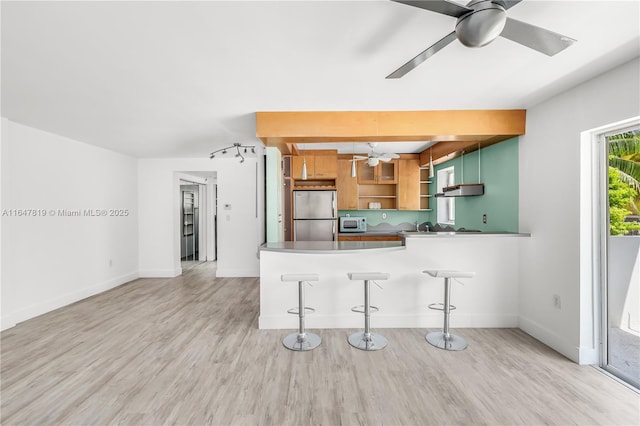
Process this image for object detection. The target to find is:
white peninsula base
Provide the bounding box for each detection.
[259,234,528,330]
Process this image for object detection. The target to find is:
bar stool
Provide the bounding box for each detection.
[423,269,475,351]
[347,272,390,351]
[281,273,321,351]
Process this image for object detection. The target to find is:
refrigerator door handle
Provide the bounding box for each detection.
[332,192,336,218]
[332,221,336,241]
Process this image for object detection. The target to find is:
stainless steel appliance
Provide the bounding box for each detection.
[293,190,337,241]
[435,183,484,197]
[339,216,367,233]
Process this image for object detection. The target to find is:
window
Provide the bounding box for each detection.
[437,166,455,224]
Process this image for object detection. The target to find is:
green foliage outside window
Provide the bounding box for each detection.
[608,131,640,236]
[609,167,640,235]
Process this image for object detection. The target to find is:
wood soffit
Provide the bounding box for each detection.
[256,110,526,166]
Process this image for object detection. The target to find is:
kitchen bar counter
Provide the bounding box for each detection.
[260,241,404,254]
[260,233,530,330]
[400,231,531,238]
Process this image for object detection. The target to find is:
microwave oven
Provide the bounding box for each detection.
[339,216,367,233]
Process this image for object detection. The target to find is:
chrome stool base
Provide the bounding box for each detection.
[426,331,468,351]
[283,332,321,351]
[348,331,388,351]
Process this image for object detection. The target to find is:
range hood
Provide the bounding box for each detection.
[435,183,484,197]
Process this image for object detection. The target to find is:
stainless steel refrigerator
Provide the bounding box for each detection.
[293,190,337,241]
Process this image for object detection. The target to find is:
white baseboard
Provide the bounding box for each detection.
[518,315,581,363]
[4,271,139,330]
[259,313,519,330]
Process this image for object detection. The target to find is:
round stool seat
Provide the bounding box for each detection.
[423,269,474,351]
[423,270,475,279]
[281,273,319,282]
[348,272,390,281]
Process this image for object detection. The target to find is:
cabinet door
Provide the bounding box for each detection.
[338,235,362,241]
[377,160,398,184]
[337,159,358,210]
[357,162,377,184]
[291,156,314,179]
[360,235,401,241]
[398,159,420,210]
[313,155,337,178]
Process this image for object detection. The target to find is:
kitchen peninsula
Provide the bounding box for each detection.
[259,232,530,330]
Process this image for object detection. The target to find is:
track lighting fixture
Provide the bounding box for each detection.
[209,143,257,163]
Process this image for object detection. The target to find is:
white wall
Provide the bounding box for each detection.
[519,58,640,363]
[1,119,138,330]
[138,154,264,278]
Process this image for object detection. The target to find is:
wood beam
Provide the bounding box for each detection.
[256,110,526,155]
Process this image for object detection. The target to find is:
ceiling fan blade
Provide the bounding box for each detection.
[497,0,523,11]
[500,17,576,56]
[379,153,400,159]
[386,31,457,79]
[392,0,471,18]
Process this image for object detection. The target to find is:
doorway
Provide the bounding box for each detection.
[177,173,218,272]
[598,123,640,389]
[180,183,201,270]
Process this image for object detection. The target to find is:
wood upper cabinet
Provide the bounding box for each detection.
[397,159,420,211]
[313,155,337,178]
[291,156,313,179]
[291,155,337,179]
[357,160,398,184]
[337,159,358,210]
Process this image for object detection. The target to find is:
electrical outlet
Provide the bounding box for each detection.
[553,294,562,309]
[482,214,487,224]
[382,213,387,219]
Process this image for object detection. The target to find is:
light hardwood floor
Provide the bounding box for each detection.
[2,262,638,425]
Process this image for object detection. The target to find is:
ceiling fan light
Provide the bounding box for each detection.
[368,158,379,167]
[456,5,506,47]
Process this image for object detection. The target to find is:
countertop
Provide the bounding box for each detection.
[338,232,400,237]
[260,241,405,254]
[399,231,531,238]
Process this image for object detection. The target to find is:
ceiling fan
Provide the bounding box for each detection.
[387,0,577,79]
[352,143,400,167]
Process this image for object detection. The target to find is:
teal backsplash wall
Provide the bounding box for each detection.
[338,137,519,231]
[338,210,431,226]
[428,137,519,232]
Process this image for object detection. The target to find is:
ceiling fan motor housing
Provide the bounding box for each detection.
[455,0,507,48]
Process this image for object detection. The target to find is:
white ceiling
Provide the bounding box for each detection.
[2,1,639,158]
[297,141,437,154]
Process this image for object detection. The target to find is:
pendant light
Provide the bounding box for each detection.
[301,156,308,180]
[428,148,434,179]
[350,143,357,178]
